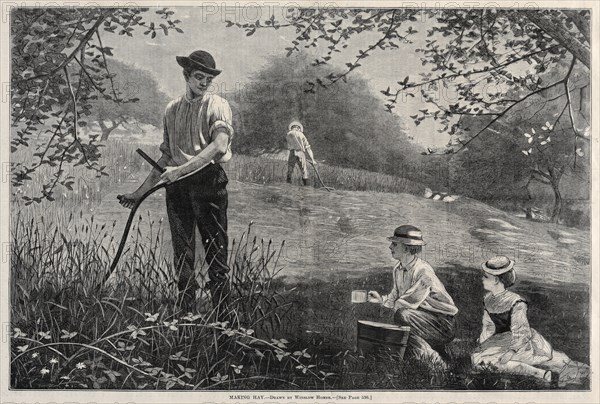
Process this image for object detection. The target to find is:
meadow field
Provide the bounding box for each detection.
[10,140,590,390]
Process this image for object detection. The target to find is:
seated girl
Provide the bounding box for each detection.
[472,256,589,386]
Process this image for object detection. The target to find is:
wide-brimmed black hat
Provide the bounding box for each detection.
[387,225,426,246]
[176,50,221,76]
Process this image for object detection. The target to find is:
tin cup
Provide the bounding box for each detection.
[351,290,368,304]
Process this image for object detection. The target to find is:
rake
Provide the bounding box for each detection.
[309,161,334,192]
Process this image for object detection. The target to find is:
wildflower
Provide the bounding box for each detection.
[182,313,203,322]
[163,320,178,331]
[293,348,312,358]
[103,369,122,383]
[542,121,554,131]
[76,362,86,370]
[60,330,78,339]
[117,341,135,351]
[208,321,229,329]
[239,327,254,336]
[169,351,188,361]
[221,329,236,337]
[127,325,147,339]
[40,368,50,375]
[271,338,289,348]
[13,328,26,338]
[132,357,151,367]
[177,364,197,378]
[231,364,244,374]
[145,312,159,322]
[31,352,39,359]
[38,331,51,340]
[276,351,290,362]
[296,364,316,374]
[583,126,591,137]
[210,372,228,382]
[16,345,29,353]
[50,357,59,364]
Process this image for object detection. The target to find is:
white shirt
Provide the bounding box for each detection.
[160,93,233,166]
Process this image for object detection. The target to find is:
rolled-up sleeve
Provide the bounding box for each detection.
[394,274,431,310]
[159,115,171,159]
[208,95,234,142]
[302,135,312,151]
[382,267,400,309]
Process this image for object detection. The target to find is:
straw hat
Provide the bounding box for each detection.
[387,225,426,246]
[288,121,304,132]
[482,256,515,275]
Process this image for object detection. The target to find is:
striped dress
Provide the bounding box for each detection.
[474,290,553,365]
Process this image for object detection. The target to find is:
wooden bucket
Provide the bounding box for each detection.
[356,320,411,358]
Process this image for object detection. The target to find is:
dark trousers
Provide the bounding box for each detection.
[165,165,229,313]
[394,307,456,359]
[286,150,309,181]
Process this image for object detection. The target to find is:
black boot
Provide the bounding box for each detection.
[302,178,308,186]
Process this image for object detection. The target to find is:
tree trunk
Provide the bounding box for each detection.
[523,11,590,69]
[550,181,562,223]
[561,10,590,44]
[98,118,125,141]
[100,126,116,142]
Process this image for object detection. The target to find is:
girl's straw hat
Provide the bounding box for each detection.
[482,255,515,275]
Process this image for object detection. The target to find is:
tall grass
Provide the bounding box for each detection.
[10,210,328,390]
[225,154,424,195]
[12,141,158,211]
[12,140,424,212]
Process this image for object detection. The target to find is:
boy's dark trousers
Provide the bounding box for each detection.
[394,307,456,360]
[165,165,230,318]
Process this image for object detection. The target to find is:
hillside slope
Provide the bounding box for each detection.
[100,179,590,288]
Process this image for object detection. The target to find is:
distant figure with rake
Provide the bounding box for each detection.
[286,121,317,186]
[118,50,233,319]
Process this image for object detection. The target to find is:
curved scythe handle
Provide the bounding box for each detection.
[101,182,166,288]
[99,149,215,290]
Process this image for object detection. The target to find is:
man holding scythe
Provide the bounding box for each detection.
[119,50,233,318]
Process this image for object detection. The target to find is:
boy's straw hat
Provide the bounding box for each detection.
[482,256,515,275]
[387,225,426,246]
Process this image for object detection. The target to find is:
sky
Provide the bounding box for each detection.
[104,6,448,147]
